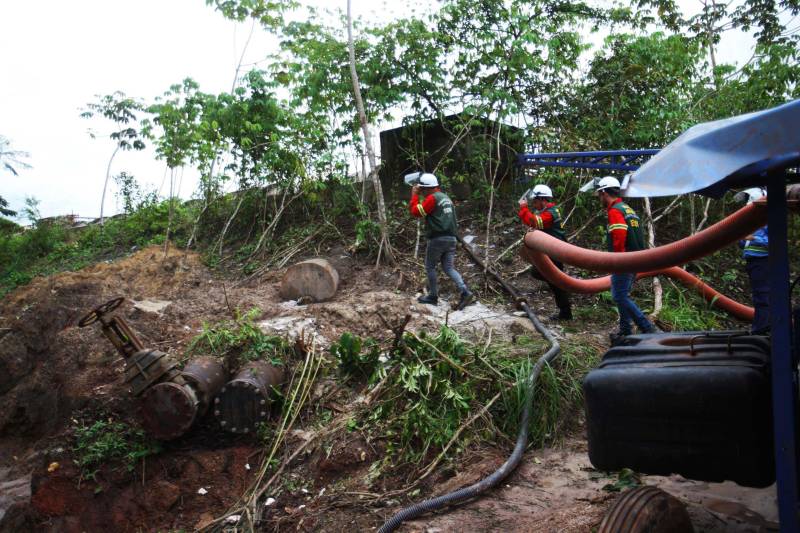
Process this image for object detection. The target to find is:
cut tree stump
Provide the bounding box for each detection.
[279,258,340,302]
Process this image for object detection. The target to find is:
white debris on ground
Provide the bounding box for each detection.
[0,469,31,524]
[257,316,329,347]
[280,299,300,310]
[131,299,172,315]
[416,299,535,337]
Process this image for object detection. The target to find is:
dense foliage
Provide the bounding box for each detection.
[2,0,798,292]
[330,326,598,466]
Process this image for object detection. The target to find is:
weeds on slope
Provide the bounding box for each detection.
[185,307,294,370]
[331,326,599,473]
[72,418,161,482]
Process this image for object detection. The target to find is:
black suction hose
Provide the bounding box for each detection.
[378,238,561,533]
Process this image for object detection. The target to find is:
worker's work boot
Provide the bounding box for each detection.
[456,290,475,311]
[550,308,572,321]
[418,294,438,305]
[642,325,662,334]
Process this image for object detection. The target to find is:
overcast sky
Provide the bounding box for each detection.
[0,0,759,219]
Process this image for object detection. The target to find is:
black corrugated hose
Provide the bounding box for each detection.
[377,238,561,533]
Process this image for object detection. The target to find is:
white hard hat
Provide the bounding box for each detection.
[735,187,766,204]
[419,173,439,188]
[530,184,554,198]
[596,176,621,191]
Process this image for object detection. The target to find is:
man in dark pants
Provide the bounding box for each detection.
[409,173,474,310]
[595,176,658,344]
[518,184,572,320]
[736,187,770,334]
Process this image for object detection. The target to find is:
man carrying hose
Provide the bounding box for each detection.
[735,187,770,334]
[595,176,658,343]
[409,173,475,310]
[518,184,573,320]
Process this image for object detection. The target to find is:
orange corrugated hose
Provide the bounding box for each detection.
[520,202,769,322]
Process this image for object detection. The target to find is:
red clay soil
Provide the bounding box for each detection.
[0,245,773,532]
[29,444,256,532]
[0,245,450,532]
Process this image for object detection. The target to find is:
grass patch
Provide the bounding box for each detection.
[332,326,601,470]
[186,307,293,369]
[498,339,600,446]
[0,199,192,297]
[656,285,728,331]
[73,419,161,481]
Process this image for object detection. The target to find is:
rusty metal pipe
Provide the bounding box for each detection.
[216,361,285,434]
[138,357,227,440]
[80,298,229,440]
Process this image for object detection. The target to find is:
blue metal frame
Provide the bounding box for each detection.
[767,173,800,532]
[519,149,800,532]
[516,149,659,172]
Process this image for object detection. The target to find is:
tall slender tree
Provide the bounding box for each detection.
[81,92,146,224]
[346,0,394,264]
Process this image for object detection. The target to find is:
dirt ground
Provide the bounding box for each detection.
[0,245,777,532]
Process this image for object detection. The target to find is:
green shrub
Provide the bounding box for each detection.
[345,326,600,466]
[186,307,292,367]
[330,332,382,381]
[0,198,193,296]
[73,419,161,480]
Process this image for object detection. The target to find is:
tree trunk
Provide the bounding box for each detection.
[643,197,663,317]
[360,153,367,203]
[100,144,120,226]
[346,0,394,264]
[164,167,176,258]
[484,122,502,270]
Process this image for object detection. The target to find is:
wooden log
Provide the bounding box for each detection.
[279,258,340,302]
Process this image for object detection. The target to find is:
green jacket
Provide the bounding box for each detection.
[606,200,645,252]
[425,191,458,238]
[537,203,566,241]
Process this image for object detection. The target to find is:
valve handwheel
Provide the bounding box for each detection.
[78,296,125,327]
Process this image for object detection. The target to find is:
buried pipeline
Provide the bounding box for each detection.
[520,201,773,321]
[79,298,284,440]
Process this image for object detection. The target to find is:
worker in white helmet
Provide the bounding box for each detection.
[595,176,658,344]
[735,187,769,334]
[409,173,475,310]
[518,183,572,320]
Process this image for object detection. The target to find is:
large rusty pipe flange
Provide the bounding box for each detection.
[215,361,285,434]
[139,381,199,440]
[124,349,180,396]
[137,357,227,440]
[180,356,227,416]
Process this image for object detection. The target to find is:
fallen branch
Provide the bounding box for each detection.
[567,212,600,242]
[492,235,524,267]
[375,312,412,354]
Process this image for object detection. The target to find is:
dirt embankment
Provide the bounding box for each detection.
[0,244,777,532]
[0,244,517,531]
